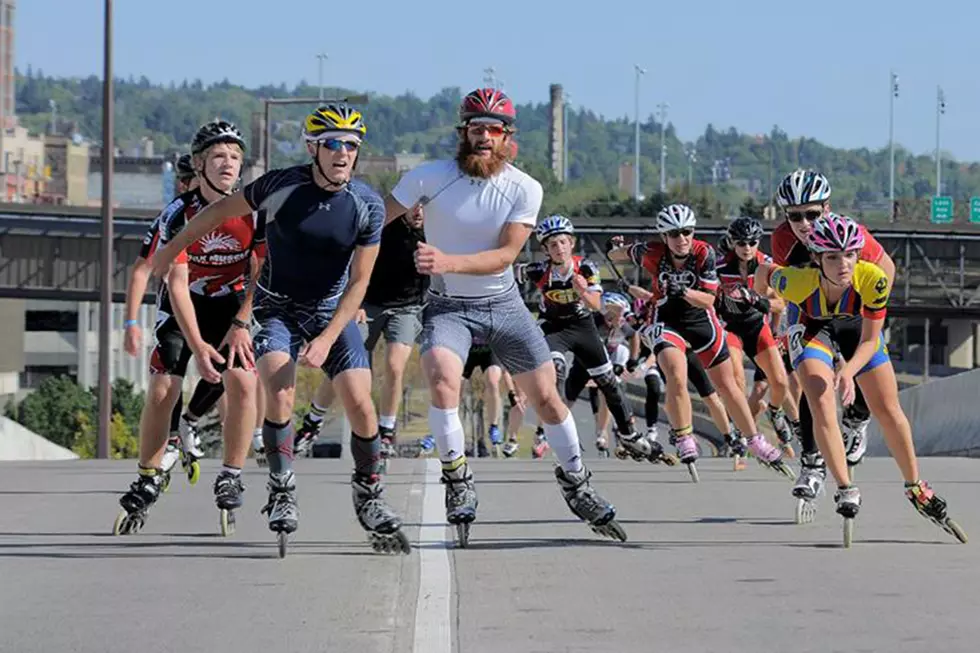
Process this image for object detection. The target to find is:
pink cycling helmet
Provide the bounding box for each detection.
[807,213,865,253]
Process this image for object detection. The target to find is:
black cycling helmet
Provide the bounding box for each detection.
[191,120,246,156]
[726,216,764,244]
[175,153,194,182]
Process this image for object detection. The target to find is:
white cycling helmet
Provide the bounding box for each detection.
[775,169,831,207]
[535,214,574,243]
[656,203,697,233]
[601,292,632,315]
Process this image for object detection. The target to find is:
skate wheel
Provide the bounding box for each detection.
[161,473,172,493]
[370,529,412,555]
[733,455,747,472]
[112,510,128,536]
[944,518,969,544]
[255,456,267,469]
[848,466,857,481]
[842,517,854,549]
[686,462,700,483]
[277,531,288,558]
[220,509,236,537]
[593,519,628,542]
[795,498,816,525]
[455,523,470,549]
[187,461,201,486]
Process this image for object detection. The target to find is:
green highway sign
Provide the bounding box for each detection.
[970,197,980,224]
[931,196,954,224]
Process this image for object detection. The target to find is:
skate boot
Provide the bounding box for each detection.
[792,452,826,524]
[766,405,796,458]
[252,432,267,468]
[178,417,204,485]
[442,461,478,548]
[294,415,322,458]
[476,438,490,458]
[554,465,626,542]
[724,429,748,471]
[746,434,796,480]
[260,470,299,558]
[488,425,503,457]
[502,438,519,458]
[671,432,700,482]
[160,436,181,492]
[615,430,678,466]
[113,468,164,535]
[352,473,411,554]
[904,480,968,543]
[417,434,435,457]
[834,485,861,548]
[213,470,245,536]
[531,427,549,459]
[646,424,659,442]
[842,412,869,469]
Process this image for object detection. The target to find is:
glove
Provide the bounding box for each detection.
[749,291,771,314]
[665,276,687,298]
[616,278,633,295]
[625,358,639,373]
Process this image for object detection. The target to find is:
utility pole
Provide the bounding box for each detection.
[98,0,114,459]
[935,85,946,197]
[563,90,571,184]
[889,70,899,220]
[316,53,328,100]
[633,64,646,201]
[657,102,669,193]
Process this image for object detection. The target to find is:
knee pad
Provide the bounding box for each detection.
[592,369,619,391]
[551,352,568,387]
[645,373,665,397]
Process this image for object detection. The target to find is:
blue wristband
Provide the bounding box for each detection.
[124,319,139,328]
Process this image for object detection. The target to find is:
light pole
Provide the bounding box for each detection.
[657,102,669,193]
[633,64,646,201]
[562,90,570,184]
[935,85,946,197]
[98,0,114,459]
[316,53,328,100]
[889,70,899,218]
[685,146,696,188]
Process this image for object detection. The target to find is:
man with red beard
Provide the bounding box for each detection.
[382,88,626,546]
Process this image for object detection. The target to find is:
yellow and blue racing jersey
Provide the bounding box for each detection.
[768,260,890,322]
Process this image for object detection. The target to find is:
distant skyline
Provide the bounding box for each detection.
[15,0,980,160]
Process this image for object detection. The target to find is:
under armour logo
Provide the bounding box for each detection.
[318,202,332,211]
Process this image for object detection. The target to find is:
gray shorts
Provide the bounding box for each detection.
[420,284,551,375]
[363,302,423,351]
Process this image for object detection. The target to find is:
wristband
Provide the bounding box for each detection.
[508,391,518,408]
[123,319,138,328]
[231,317,249,330]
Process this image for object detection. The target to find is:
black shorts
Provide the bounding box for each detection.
[651,309,730,369]
[753,364,768,383]
[462,345,499,380]
[542,316,611,374]
[150,292,243,377]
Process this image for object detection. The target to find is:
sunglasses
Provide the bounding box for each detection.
[734,239,759,247]
[322,139,360,152]
[785,209,822,223]
[467,124,507,137]
[666,228,694,239]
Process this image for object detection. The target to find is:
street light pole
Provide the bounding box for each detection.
[97,0,114,459]
[316,53,328,100]
[657,102,669,193]
[935,85,946,197]
[889,70,899,219]
[633,64,646,201]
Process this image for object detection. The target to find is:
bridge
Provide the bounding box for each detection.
[1,204,979,367]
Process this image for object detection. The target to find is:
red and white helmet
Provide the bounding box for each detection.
[807,213,865,253]
[459,88,516,126]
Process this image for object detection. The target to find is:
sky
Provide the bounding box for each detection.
[15,0,980,160]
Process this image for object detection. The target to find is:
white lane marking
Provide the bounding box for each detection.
[413,458,452,653]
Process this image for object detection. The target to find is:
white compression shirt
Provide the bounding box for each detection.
[391,159,543,297]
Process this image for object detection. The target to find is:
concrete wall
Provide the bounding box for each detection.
[0,416,78,460]
[867,368,980,457]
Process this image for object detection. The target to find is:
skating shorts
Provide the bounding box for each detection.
[787,315,889,377]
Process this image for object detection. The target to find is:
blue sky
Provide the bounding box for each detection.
[16,0,980,159]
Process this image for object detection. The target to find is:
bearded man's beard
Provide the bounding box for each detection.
[456,137,511,178]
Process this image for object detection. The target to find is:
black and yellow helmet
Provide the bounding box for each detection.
[303,103,366,140]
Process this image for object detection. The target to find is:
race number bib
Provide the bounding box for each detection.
[786,323,806,363]
[639,322,664,349]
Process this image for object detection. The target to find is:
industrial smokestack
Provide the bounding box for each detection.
[549,84,565,183]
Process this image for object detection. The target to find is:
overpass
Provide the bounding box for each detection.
[1,204,979,367]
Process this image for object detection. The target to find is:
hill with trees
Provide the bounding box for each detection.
[17,69,980,221]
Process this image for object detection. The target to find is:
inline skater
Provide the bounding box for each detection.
[114,121,264,535]
[383,88,626,545]
[757,213,966,544]
[715,216,798,457]
[608,204,794,482]
[515,216,672,463]
[150,104,410,555]
[771,170,896,506]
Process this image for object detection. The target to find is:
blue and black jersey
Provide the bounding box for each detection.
[243,165,385,302]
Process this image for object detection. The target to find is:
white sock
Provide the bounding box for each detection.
[252,428,263,440]
[379,414,397,430]
[221,464,241,476]
[543,410,584,473]
[428,406,466,464]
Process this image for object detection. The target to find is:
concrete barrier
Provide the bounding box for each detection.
[867,368,980,458]
[0,417,79,461]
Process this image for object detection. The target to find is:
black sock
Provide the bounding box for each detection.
[351,432,383,477]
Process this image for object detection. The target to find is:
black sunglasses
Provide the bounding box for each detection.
[666,228,694,239]
[734,239,759,247]
[786,209,822,223]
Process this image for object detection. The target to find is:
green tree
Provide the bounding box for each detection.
[72,411,140,459]
[110,378,144,433]
[12,375,95,448]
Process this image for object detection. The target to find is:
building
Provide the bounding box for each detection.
[0,0,14,126]
[43,135,90,205]
[357,152,425,176]
[1,123,48,201]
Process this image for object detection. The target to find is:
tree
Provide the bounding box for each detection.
[72,412,139,460]
[740,197,765,219]
[110,378,144,433]
[13,375,95,449]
